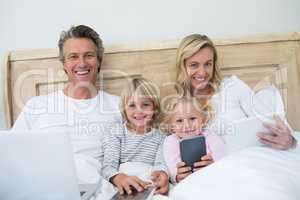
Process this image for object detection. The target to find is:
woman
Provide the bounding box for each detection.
[174,34,297,179]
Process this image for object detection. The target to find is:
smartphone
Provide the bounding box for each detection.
[179,135,207,168]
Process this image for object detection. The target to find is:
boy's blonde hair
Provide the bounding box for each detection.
[120,77,161,126]
[175,34,222,96]
[159,96,213,133]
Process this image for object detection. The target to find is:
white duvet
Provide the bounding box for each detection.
[170,145,300,200]
[95,145,300,200]
[93,132,300,200]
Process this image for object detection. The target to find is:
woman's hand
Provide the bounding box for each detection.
[257,115,297,150]
[111,173,151,195]
[175,162,192,183]
[193,154,214,172]
[151,170,169,195]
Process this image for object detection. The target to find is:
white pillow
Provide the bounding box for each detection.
[241,85,285,120]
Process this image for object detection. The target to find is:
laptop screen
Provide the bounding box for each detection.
[0,131,81,200]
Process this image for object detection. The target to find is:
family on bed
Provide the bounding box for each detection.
[12,25,298,198]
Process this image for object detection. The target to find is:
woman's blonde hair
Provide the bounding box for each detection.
[159,96,213,134]
[175,34,222,96]
[120,77,161,126]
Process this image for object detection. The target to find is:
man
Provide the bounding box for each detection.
[13,25,122,184]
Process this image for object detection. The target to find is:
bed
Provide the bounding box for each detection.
[3,32,300,130]
[2,32,300,199]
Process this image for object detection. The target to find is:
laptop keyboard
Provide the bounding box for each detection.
[110,186,155,200]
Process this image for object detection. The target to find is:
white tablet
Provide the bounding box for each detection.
[224,115,274,155]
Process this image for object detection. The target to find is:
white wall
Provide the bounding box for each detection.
[0,0,300,129]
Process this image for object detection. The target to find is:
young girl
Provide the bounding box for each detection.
[102,78,169,196]
[161,96,225,183]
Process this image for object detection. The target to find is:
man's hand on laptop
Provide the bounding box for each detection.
[111,173,151,195]
[151,170,169,195]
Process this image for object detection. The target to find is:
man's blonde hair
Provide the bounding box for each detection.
[120,77,161,126]
[176,34,222,96]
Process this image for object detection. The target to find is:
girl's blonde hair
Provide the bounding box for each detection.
[175,34,222,96]
[120,77,161,126]
[159,96,213,134]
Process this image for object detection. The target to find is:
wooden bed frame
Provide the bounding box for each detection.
[2,32,300,130]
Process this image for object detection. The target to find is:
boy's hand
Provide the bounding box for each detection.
[111,173,151,195]
[175,161,192,183]
[151,170,169,195]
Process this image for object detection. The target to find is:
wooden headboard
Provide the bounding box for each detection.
[3,32,300,130]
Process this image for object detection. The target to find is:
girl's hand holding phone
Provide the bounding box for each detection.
[175,161,192,183]
[193,154,214,172]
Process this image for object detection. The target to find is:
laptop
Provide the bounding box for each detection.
[110,186,156,200]
[0,131,100,200]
